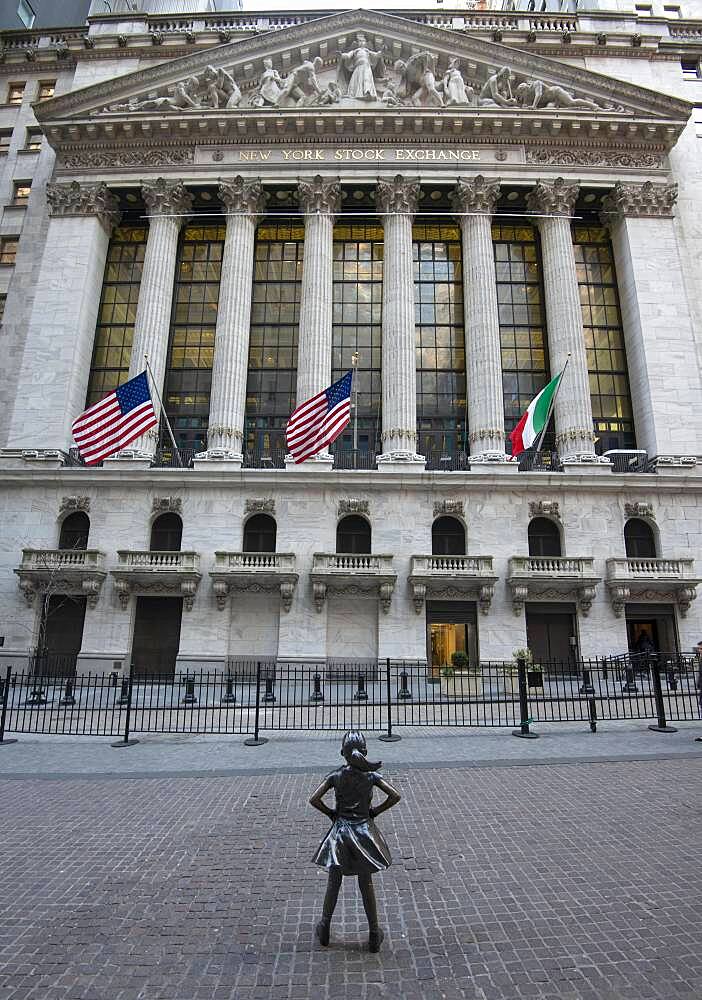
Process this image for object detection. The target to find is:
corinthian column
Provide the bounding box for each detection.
[293,176,341,461]
[199,177,266,466]
[376,174,424,466]
[451,176,507,462]
[121,178,192,461]
[526,178,597,461]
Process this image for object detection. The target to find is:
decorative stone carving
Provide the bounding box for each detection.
[442,58,474,107]
[395,51,444,107]
[107,64,242,113]
[114,579,131,610]
[251,58,284,108]
[600,181,678,221]
[479,66,516,108]
[152,496,182,515]
[337,33,387,101]
[313,580,327,613]
[451,175,500,215]
[213,579,228,611]
[526,177,579,218]
[59,148,195,169]
[142,178,193,218]
[624,502,655,520]
[276,57,339,108]
[219,176,266,220]
[411,581,426,614]
[515,78,614,112]
[59,496,90,515]
[339,499,369,517]
[46,181,121,233]
[578,586,596,617]
[609,584,630,618]
[245,498,275,514]
[375,174,420,215]
[528,500,561,521]
[379,582,394,614]
[298,176,342,216]
[433,500,464,519]
[478,584,495,616]
[678,587,696,617]
[526,149,663,170]
[280,580,296,613]
[510,583,529,617]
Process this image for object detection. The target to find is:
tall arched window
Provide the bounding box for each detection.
[243,514,277,553]
[150,513,182,552]
[528,517,561,558]
[58,512,90,550]
[336,515,371,555]
[624,518,657,559]
[432,516,466,556]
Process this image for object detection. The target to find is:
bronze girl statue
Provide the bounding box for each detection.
[309,730,401,952]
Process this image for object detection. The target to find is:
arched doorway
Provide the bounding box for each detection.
[432,516,466,556]
[243,513,277,553]
[336,515,371,554]
[58,512,90,550]
[528,517,561,558]
[624,518,657,559]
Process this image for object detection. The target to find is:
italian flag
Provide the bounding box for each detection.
[509,370,563,458]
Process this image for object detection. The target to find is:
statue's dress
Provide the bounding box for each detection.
[343,49,377,100]
[312,765,392,876]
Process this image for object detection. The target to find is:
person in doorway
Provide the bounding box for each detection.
[633,630,656,656]
[309,730,400,952]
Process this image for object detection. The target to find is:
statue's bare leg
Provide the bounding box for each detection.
[358,873,384,952]
[316,869,342,946]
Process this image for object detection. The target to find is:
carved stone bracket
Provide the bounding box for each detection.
[152,496,182,515]
[600,181,678,222]
[624,501,655,520]
[433,500,464,519]
[526,177,579,218]
[478,584,495,616]
[451,175,500,216]
[245,498,275,515]
[114,580,131,610]
[218,176,267,224]
[528,500,560,521]
[578,586,596,617]
[19,581,37,607]
[59,496,91,515]
[411,581,427,614]
[298,175,342,216]
[510,582,529,617]
[142,177,193,218]
[339,499,369,517]
[376,175,420,216]
[608,584,630,618]
[114,577,199,610]
[313,580,327,613]
[379,582,394,614]
[46,180,121,233]
[213,579,229,611]
[678,587,697,618]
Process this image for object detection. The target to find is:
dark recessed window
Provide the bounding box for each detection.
[12,181,31,206]
[624,518,657,559]
[336,515,371,555]
[25,128,42,152]
[0,130,12,153]
[150,513,183,552]
[243,514,277,553]
[432,516,466,556]
[58,512,90,550]
[0,237,19,266]
[528,518,561,558]
[681,58,700,79]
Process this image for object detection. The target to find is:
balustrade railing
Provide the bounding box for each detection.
[312,553,394,574]
[116,550,199,571]
[510,556,594,576]
[19,548,104,571]
[213,552,296,573]
[411,554,493,575]
[607,557,694,579]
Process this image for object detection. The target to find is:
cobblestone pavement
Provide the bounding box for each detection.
[1,755,701,1000]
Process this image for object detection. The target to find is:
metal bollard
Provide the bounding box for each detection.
[622,666,638,693]
[26,685,47,705]
[110,671,118,688]
[181,673,197,705]
[263,674,276,703]
[353,673,368,701]
[648,658,677,733]
[59,679,76,706]
[117,677,130,705]
[398,669,412,700]
[588,696,597,733]
[0,666,18,746]
[309,672,324,703]
[579,667,595,695]
[221,672,237,705]
[512,657,538,739]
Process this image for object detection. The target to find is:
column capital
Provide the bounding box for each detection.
[600,181,678,222]
[451,175,501,216]
[46,180,121,233]
[142,177,193,218]
[297,175,342,216]
[376,174,420,217]
[218,176,266,222]
[526,177,578,218]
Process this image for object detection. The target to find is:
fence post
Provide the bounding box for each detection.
[379,657,401,743]
[111,662,139,748]
[648,657,677,733]
[579,661,595,695]
[354,672,368,701]
[309,671,324,703]
[59,678,76,706]
[588,695,597,733]
[0,667,18,746]
[244,660,268,746]
[512,657,538,739]
[221,670,237,705]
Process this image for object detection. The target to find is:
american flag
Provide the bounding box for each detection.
[72,371,158,466]
[286,371,353,464]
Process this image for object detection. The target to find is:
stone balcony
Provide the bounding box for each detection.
[14,548,106,608]
[209,552,298,612]
[310,553,396,614]
[507,556,601,617]
[111,551,201,610]
[408,555,497,615]
[606,557,699,617]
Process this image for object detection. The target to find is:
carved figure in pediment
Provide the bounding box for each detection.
[516,78,612,112]
[380,78,402,107]
[336,33,387,101]
[201,65,241,109]
[395,51,443,108]
[109,76,200,113]
[479,66,517,108]
[278,57,330,107]
[251,58,284,108]
[442,58,474,107]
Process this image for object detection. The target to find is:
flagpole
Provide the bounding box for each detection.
[143,354,182,468]
[534,354,570,454]
[351,351,359,469]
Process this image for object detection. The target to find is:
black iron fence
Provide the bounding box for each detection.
[1,656,699,744]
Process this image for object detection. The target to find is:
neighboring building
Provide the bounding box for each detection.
[1,1,702,677]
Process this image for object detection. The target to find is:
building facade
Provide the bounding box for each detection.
[1,1,702,677]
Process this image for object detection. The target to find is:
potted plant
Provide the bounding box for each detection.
[439,651,483,698]
[512,647,543,690]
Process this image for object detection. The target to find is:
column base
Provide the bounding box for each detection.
[193,450,243,471]
[377,452,426,471]
[285,452,333,472]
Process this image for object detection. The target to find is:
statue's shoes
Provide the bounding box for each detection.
[368,928,384,953]
[315,921,330,946]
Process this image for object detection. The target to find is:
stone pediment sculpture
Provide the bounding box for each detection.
[32,7,691,159]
